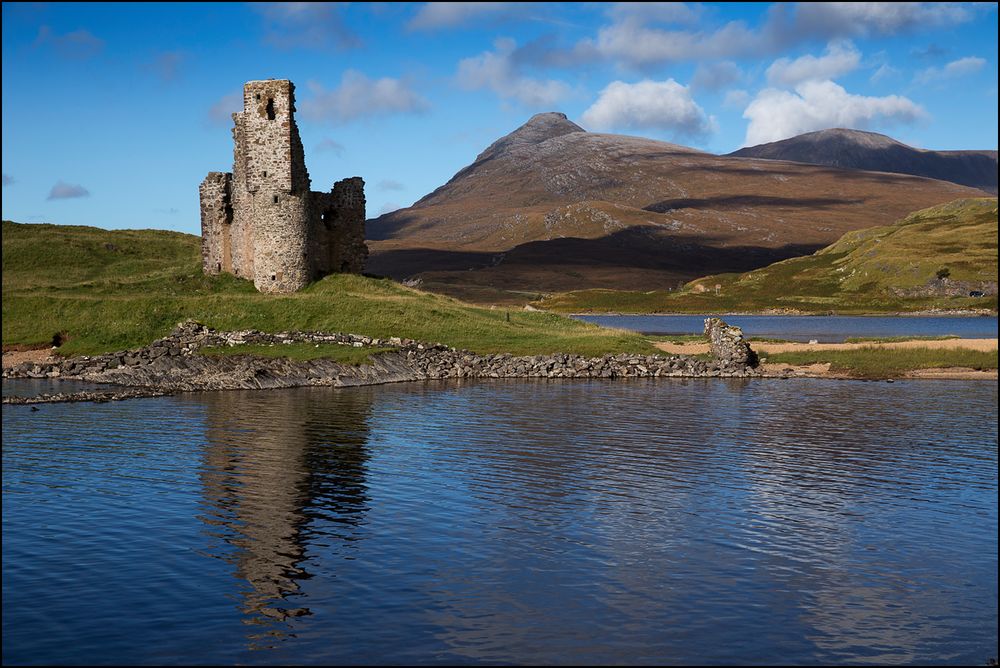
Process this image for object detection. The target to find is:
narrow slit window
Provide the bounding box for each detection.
[266,98,276,121]
[273,195,279,204]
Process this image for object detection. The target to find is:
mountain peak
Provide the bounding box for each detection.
[794,128,903,149]
[729,128,997,193]
[475,112,585,162]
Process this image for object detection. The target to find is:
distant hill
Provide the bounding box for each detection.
[367,114,982,303]
[537,198,998,314]
[729,128,997,194]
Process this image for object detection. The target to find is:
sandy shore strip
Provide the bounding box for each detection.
[754,362,998,381]
[654,338,998,381]
[657,338,998,381]
[904,367,998,380]
[2,348,55,369]
[653,338,999,355]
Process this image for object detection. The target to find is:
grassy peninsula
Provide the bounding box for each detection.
[538,198,998,314]
[1,220,655,357]
[764,347,997,379]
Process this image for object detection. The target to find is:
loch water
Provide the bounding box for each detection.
[2,378,997,665]
[574,314,999,342]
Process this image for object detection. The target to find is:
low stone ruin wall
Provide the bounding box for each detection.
[3,320,762,402]
[704,317,759,368]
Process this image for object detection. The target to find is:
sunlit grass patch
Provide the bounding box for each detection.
[3,222,659,357]
[765,346,998,378]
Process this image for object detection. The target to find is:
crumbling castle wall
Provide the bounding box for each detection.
[200,79,367,293]
[310,177,368,276]
[704,317,759,368]
[199,172,233,275]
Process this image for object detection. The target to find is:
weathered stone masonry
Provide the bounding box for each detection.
[200,79,368,293]
[3,320,765,402]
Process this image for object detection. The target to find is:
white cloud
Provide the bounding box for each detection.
[794,2,975,37]
[766,40,861,87]
[408,2,520,30]
[48,181,90,200]
[723,89,751,109]
[300,71,429,124]
[915,56,987,84]
[549,2,981,70]
[585,17,765,68]
[457,38,571,107]
[315,138,345,155]
[743,79,926,145]
[607,2,702,25]
[582,79,715,139]
[377,179,405,191]
[911,43,949,60]
[378,202,403,215]
[146,51,186,82]
[207,92,242,126]
[34,25,104,59]
[869,63,900,84]
[691,61,743,91]
[256,3,361,50]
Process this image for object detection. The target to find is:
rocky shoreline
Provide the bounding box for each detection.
[2,319,769,404]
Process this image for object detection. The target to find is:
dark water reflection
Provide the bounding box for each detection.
[197,390,373,644]
[0,377,121,397]
[2,379,997,665]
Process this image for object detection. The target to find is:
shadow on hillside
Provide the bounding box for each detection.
[367,226,825,289]
[365,211,422,241]
[643,195,864,213]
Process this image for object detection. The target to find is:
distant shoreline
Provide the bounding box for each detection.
[4,329,997,406]
[570,310,998,317]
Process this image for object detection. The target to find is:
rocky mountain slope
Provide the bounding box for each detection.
[729,128,997,194]
[367,114,983,303]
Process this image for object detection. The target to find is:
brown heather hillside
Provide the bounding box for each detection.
[366,113,984,304]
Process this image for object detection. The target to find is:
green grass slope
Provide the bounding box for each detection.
[538,198,998,314]
[2,221,655,357]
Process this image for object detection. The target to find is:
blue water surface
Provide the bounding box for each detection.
[3,378,998,665]
[574,314,999,342]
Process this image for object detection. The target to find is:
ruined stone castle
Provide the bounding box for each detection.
[200,79,367,293]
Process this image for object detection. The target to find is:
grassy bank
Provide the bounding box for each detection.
[2,221,656,357]
[537,198,999,314]
[764,347,998,379]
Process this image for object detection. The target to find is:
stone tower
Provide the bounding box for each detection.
[200,79,368,293]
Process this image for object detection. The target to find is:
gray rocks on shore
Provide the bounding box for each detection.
[3,319,761,403]
[3,388,174,404]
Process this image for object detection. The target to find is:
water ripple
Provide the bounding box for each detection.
[3,378,997,665]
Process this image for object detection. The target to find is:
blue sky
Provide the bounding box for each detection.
[2,2,997,235]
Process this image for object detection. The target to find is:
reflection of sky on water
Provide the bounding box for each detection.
[575,314,999,342]
[2,379,996,664]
